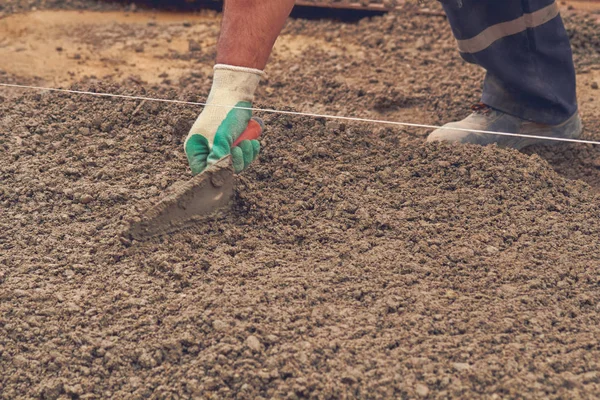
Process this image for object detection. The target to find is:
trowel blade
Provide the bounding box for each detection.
[125,156,235,240]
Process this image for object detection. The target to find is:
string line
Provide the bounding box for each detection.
[1,82,597,146]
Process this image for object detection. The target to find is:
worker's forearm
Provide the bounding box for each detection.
[216,0,295,70]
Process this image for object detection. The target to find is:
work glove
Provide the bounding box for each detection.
[184,64,264,176]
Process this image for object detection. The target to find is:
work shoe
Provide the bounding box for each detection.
[427,104,583,150]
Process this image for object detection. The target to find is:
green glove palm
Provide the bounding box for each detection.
[185,101,260,175]
[183,64,264,176]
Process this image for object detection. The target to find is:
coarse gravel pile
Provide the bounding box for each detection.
[1,2,600,399]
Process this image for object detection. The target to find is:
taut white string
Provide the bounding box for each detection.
[1,82,597,146]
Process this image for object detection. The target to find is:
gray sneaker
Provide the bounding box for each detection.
[426,104,583,150]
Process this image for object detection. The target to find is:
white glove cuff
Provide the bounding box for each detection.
[214,64,266,78]
[208,64,264,105]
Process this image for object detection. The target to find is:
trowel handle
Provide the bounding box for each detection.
[232,117,264,148]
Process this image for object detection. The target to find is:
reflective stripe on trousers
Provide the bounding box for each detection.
[441,0,577,125]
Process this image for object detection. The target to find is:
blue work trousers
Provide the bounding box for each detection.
[441,0,577,125]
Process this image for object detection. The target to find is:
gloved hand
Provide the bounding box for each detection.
[184,64,264,175]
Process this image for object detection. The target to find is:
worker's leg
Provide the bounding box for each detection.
[428,0,581,148]
[185,0,295,175]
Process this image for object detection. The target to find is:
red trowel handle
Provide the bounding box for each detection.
[232,117,264,148]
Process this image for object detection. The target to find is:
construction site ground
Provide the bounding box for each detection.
[1,1,600,398]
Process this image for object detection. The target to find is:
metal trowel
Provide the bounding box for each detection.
[124,118,264,240]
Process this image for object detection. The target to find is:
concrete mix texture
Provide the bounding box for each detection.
[1,1,600,398]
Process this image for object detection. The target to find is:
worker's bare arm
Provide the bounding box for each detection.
[185,1,294,175]
[217,0,296,69]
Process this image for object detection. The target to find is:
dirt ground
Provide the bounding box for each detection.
[1,1,600,399]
